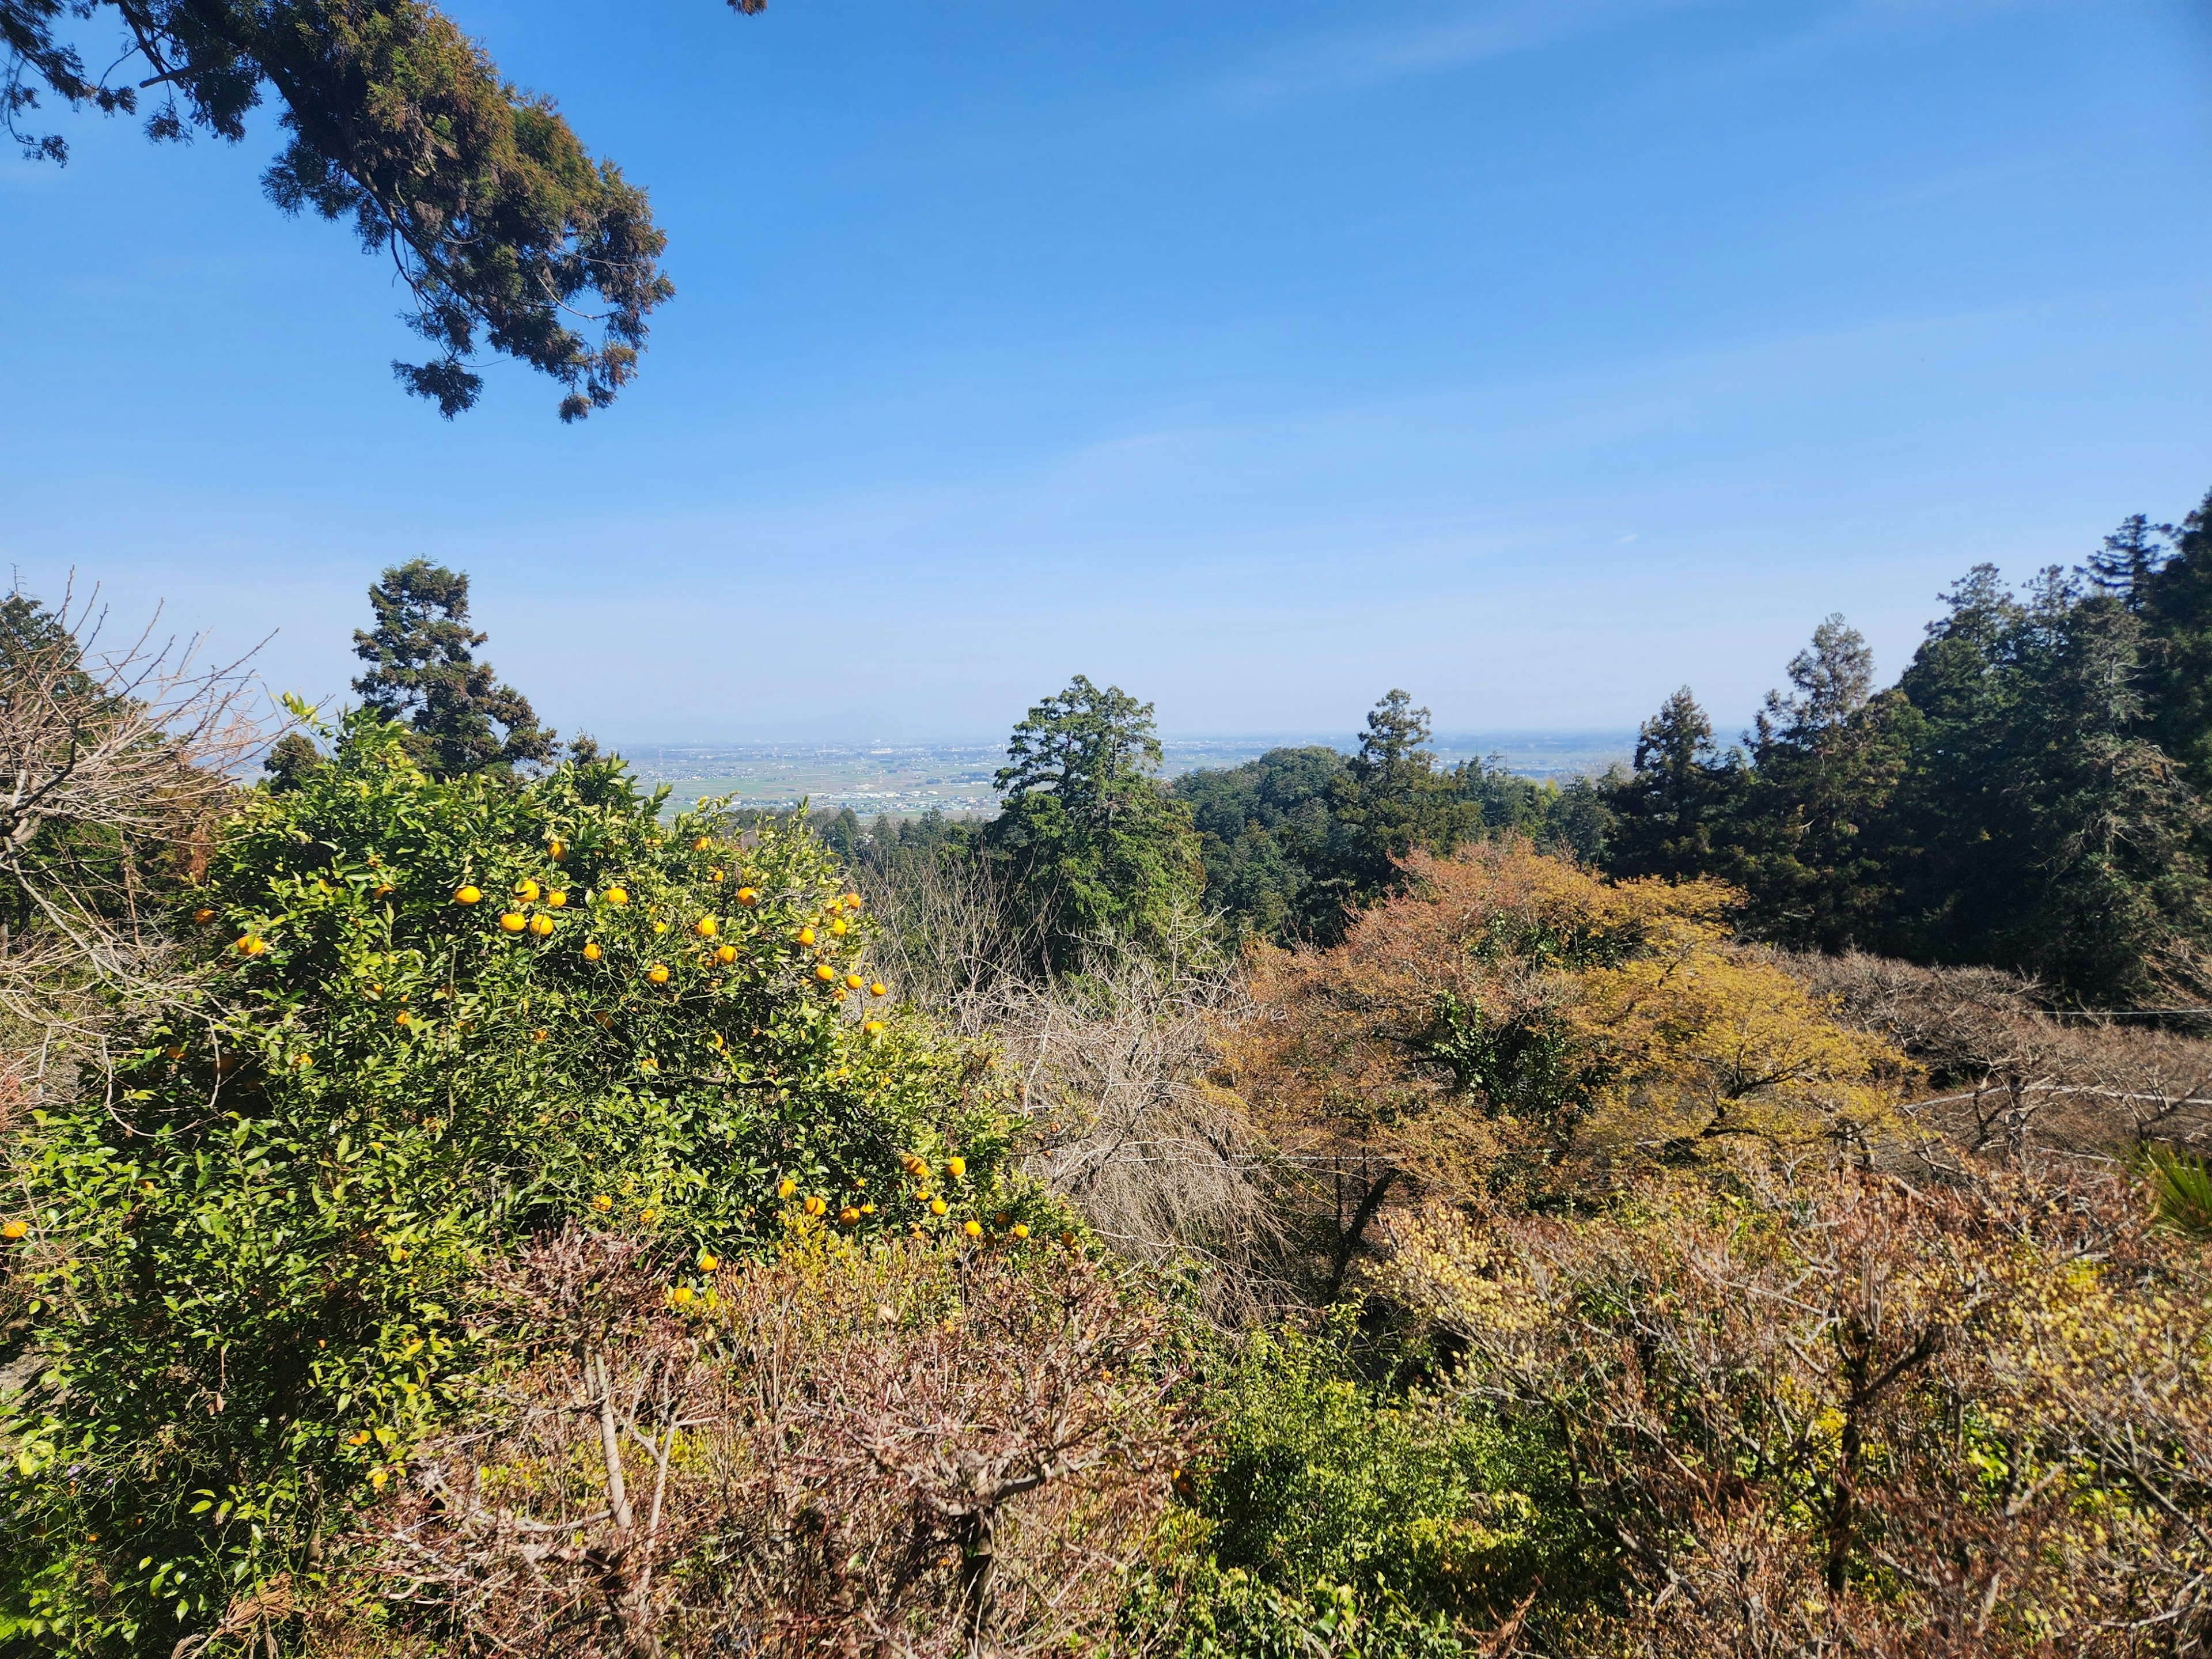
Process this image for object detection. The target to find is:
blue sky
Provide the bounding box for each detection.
[3,0,2207,747]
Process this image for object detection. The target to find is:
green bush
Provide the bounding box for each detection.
[1135,1318,1594,1657]
[0,713,1016,1653]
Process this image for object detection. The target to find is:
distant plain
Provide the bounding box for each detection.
[622,731,1638,817]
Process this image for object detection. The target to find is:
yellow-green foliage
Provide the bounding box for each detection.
[0,713,1015,1653]
[1379,1160,2212,1654]
[1225,841,1915,1202]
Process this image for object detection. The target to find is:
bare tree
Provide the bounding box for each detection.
[857,846,1295,1320]
[1787,950,2212,1163]
[0,578,268,1032]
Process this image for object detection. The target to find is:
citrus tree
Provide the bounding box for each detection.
[0,711,1019,1653]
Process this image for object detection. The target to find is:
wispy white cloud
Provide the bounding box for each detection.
[1214,0,2101,112]
[1214,0,1715,107]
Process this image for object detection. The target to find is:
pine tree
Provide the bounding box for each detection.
[1605,687,1741,882]
[1730,616,1916,951]
[1323,690,1472,912]
[351,562,557,779]
[984,676,1203,970]
[2087,513,2173,611]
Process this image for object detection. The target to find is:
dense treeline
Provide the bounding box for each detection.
[800,487,2212,1006]
[1112,490,2212,1005]
[1605,494,2212,1004]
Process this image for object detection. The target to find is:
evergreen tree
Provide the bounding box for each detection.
[5,0,767,416]
[2144,490,2212,798]
[984,676,1203,970]
[351,561,558,779]
[1321,690,1474,919]
[1729,617,1916,952]
[2087,513,2172,610]
[1999,583,2211,1000]
[1604,687,1742,882]
[262,731,325,793]
[1176,745,1348,944]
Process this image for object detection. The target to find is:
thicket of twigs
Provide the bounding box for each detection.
[323,1228,1187,1658]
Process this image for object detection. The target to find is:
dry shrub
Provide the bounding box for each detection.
[860,844,1291,1319]
[1383,1157,2212,1657]
[1790,950,2212,1162]
[994,920,1293,1320]
[353,1224,1192,1657]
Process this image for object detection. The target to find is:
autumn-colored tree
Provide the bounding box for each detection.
[1220,842,1914,1287]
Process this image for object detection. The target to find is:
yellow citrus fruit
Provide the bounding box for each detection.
[191,907,216,924]
[453,886,482,906]
[863,1019,885,1035]
[592,1194,613,1211]
[715,944,737,964]
[709,866,725,882]
[529,914,555,937]
[371,883,394,899]
[583,941,603,961]
[803,1195,827,1217]
[844,973,865,991]
[963,1219,982,1238]
[1012,1223,1030,1239]
[777,1177,798,1198]
[548,839,566,861]
[697,1248,719,1271]
[869,982,888,998]
[930,1198,949,1216]
[546,891,567,909]
[652,920,669,935]
[499,912,528,933]
[639,1207,657,1223]
[796,926,815,946]
[842,893,862,910]
[236,935,268,956]
[514,879,540,902]
[839,1206,861,1225]
[814,963,836,982]
[736,887,759,906]
[640,1056,658,1071]
[647,964,671,984]
[830,918,849,936]
[671,1284,694,1305]
[394,1011,411,1027]
[1,1219,26,1241]
[692,836,712,853]
[605,887,629,906]
[946,1157,966,1179]
[694,916,718,938]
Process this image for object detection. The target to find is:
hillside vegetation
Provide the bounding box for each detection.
[1,509,2209,1658]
